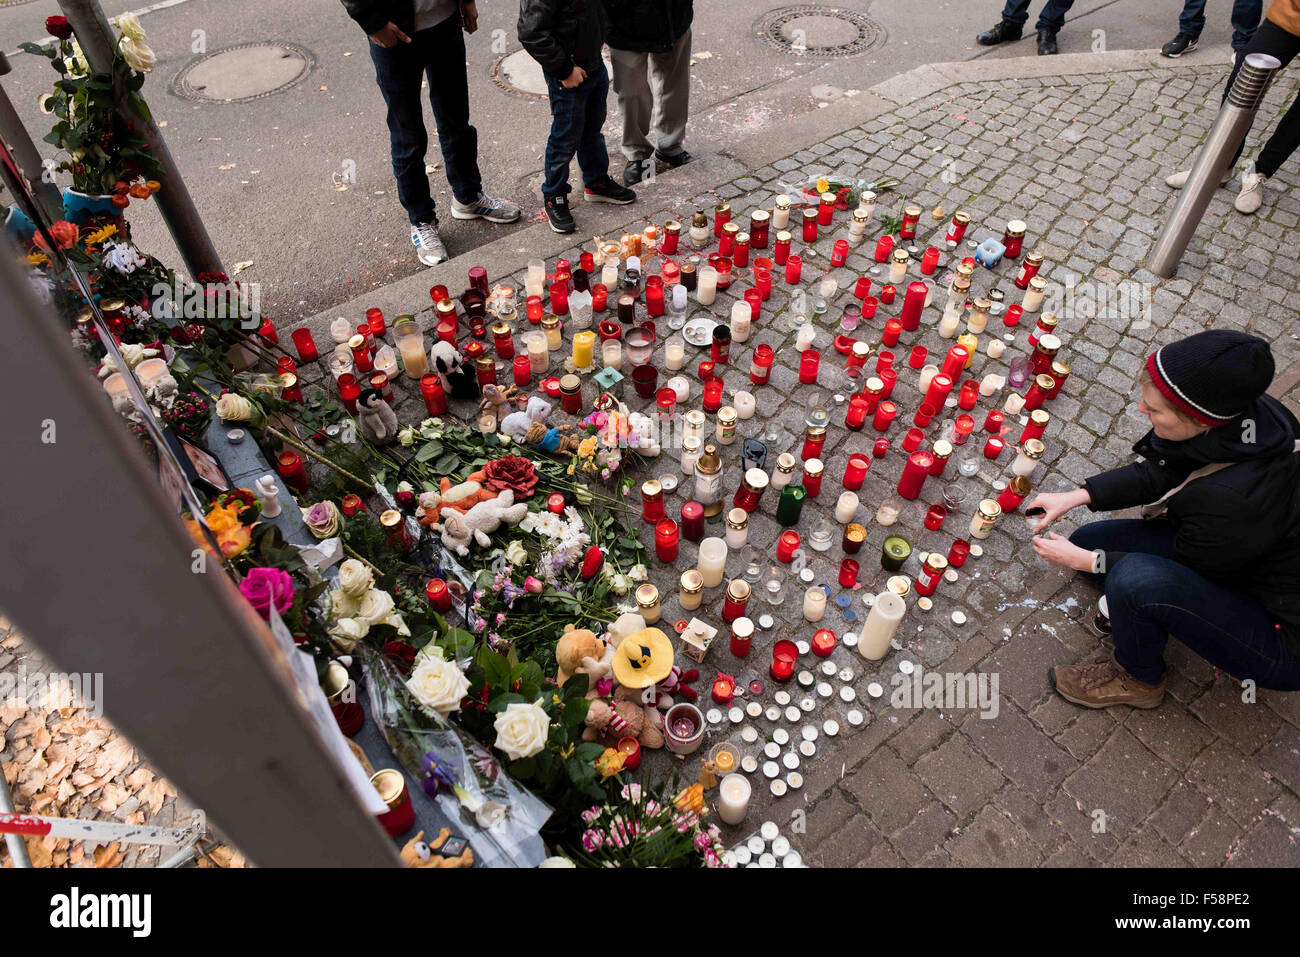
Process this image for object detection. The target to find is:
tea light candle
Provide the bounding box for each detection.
[665,335,685,371]
[697,266,718,306]
[697,537,728,588]
[835,491,859,523]
[938,306,961,339]
[819,277,838,300]
[734,391,756,419]
[668,375,691,403]
[602,338,622,370]
[987,338,1006,359]
[804,587,827,622]
[875,502,900,526]
[718,773,751,825]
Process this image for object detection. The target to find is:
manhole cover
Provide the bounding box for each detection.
[171,42,315,103]
[755,5,886,58]
[491,50,549,99]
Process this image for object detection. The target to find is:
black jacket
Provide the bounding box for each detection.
[602,0,692,53]
[341,0,420,37]
[518,0,606,78]
[1083,394,1300,654]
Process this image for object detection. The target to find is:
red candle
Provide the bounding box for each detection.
[900,281,927,331]
[370,372,394,403]
[493,325,515,359]
[948,539,971,567]
[770,640,798,682]
[923,373,953,412]
[435,319,457,345]
[1003,304,1023,327]
[854,276,872,299]
[874,235,894,263]
[801,429,827,463]
[742,289,762,322]
[680,501,705,542]
[861,296,878,321]
[749,344,775,385]
[711,674,736,705]
[873,437,890,458]
[882,319,902,347]
[928,443,951,477]
[656,388,677,418]
[838,559,859,589]
[913,402,937,428]
[924,504,947,530]
[873,400,897,432]
[340,493,365,517]
[525,295,544,323]
[425,578,452,612]
[542,376,562,399]
[879,368,898,400]
[276,450,310,494]
[339,376,361,414]
[953,413,975,445]
[903,427,925,452]
[1047,363,1071,399]
[258,317,279,347]
[645,276,665,317]
[547,492,567,515]
[984,436,1005,459]
[351,337,374,373]
[357,323,376,353]
[775,234,791,266]
[591,283,608,312]
[940,344,969,383]
[277,355,297,376]
[802,462,824,497]
[785,255,802,284]
[1020,410,1050,445]
[985,410,1006,434]
[776,529,801,563]
[549,281,570,316]
[897,450,934,499]
[908,345,928,369]
[875,350,895,375]
[703,378,724,412]
[373,772,416,838]
[722,585,750,623]
[880,284,897,305]
[617,736,642,771]
[730,621,753,658]
[920,247,940,275]
[512,354,531,387]
[802,209,818,242]
[958,379,980,410]
[365,307,386,338]
[654,518,680,562]
[845,394,870,431]
[698,359,715,381]
[420,373,447,416]
[799,349,820,384]
[1023,375,1053,411]
[843,453,870,489]
[997,476,1032,513]
[811,628,837,658]
[718,229,735,257]
[291,329,319,363]
[755,267,773,300]
[831,239,849,268]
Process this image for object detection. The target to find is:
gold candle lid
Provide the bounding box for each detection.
[736,231,750,245]
[775,230,792,244]
[726,579,751,602]
[1024,249,1044,265]
[680,570,703,594]
[925,553,949,573]
[685,410,706,429]
[370,769,405,809]
[491,320,512,337]
[774,195,791,211]
[776,452,796,474]
[1028,276,1048,292]
[1037,333,1061,352]
[665,219,681,233]
[635,583,660,608]
[751,209,770,223]
[972,297,991,312]
[723,221,740,237]
[955,262,975,279]
[953,210,971,225]
[1005,219,1027,237]
[932,439,953,459]
[1034,373,1057,391]
[1021,439,1045,460]
[380,509,403,528]
[1038,312,1059,329]
[541,314,561,331]
[887,575,911,598]
[891,247,910,264]
[559,373,581,393]
[682,434,701,453]
[1029,409,1050,427]
[1051,360,1071,377]
[321,661,350,703]
[803,458,824,477]
[977,498,1003,520]
[715,202,731,216]
[731,616,754,640]
[851,341,872,361]
[641,479,663,499]
[1009,475,1033,496]
[717,406,737,427]
[435,297,456,315]
[904,204,922,217]
[726,507,749,530]
[865,376,884,395]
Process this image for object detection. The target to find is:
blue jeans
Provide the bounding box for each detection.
[368,15,481,224]
[542,63,611,198]
[1000,0,1076,32]
[1069,520,1300,690]
[1180,0,1262,50]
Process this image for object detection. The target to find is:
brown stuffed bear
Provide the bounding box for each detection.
[583,683,665,749]
[399,828,474,868]
[555,624,609,686]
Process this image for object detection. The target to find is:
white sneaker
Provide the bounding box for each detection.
[411,221,448,266]
[450,190,522,223]
[1164,168,1232,189]
[1234,171,1267,214]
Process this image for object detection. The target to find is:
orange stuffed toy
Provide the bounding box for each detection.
[417,470,497,527]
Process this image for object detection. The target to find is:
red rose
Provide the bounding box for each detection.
[580,545,604,580]
[481,455,540,499]
[45,16,73,40]
[381,640,417,675]
[394,490,417,510]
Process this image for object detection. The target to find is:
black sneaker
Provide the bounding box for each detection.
[544,195,576,234]
[1036,28,1059,55]
[584,177,636,205]
[623,158,652,187]
[1161,33,1199,57]
[976,19,1023,45]
[655,148,693,169]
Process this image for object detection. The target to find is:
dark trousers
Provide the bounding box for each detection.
[1226,19,1300,177]
[1069,520,1300,690]
[368,16,481,224]
[542,62,611,198]
[1180,0,1262,50]
[999,0,1076,32]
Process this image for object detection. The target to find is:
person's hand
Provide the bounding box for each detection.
[561,65,586,89]
[1025,488,1089,533]
[1032,532,1097,572]
[461,1,479,34]
[369,22,411,48]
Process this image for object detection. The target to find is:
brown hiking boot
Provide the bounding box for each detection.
[1049,657,1165,709]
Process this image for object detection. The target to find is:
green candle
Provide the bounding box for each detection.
[776,485,806,527]
[881,534,912,572]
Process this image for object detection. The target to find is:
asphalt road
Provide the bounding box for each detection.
[1,0,1248,320]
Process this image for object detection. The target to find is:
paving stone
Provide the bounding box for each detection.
[1186,741,1282,827]
[1188,675,1284,756]
[962,705,1078,801]
[1178,804,1245,866]
[944,805,1043,867]
[890,799,959,864]
[1061,726,1178,842]
[841,747,934,834]
[1123,704,1217,771]
[913,735,1005,820]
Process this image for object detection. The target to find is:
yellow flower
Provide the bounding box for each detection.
[84,224,118,245]
[577,436,598,459]
[27,251,49,267]
[816,177,830,194]
[566,463,576,475]
[675,783,706,814]
[595,748,626,778]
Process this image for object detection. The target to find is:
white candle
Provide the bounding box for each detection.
[730,301,751,342]
[601,262,619,288]
[135,358,169,391]
[803,586,827,622]
[602,339,622,370]
[987,338,1006,359]
[979,373,1004,397]
[875,502,899,526]
[835,491,859,523]
[796,323,816,351]
[665,336,685,371]
[396,332,429,379]
[526,259,546,298]
[918,364,940,392]
[889,256,908,286]
[668,375,690,403]
[717,773,751,825]
[938,306,961,339]
[819,278,838,300]
[697,537,728,588]
[725,510,748,550]
[772,195,791,230]
[1003,393,1025,416]
[733,391,756,419]
[697,266,718,306]
[860,591,906,661]
[528,333,549,374]
[1022,277,1046,313]
[103,373,129,400]
[858,191,876,222]
[374,345,399,378]
[330,317,352,344]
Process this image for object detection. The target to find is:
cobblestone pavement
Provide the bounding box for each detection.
[365,60,1300,866]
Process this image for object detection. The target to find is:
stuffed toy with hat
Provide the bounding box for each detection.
[581,625,677,749]
[400,828,474,868]
[582,683,665,749]
[430,340,480,401]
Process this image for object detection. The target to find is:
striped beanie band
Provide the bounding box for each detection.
[1146,330,1274,426]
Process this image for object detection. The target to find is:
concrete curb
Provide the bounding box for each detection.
[293,46,1234,336]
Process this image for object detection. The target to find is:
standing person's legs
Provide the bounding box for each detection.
[1231,0,1264,51]
[1254,90,1300,177]
[419,17,481,206]
[1034,0,1075,32]
[610,47,654,163]
[542,77,584,198]
[648,28,692,159]
[369,37,436,224]
[1179,0,1207,39]
[574,63,613,188]
[999,0,1033,27]
[1224,20,1300,170]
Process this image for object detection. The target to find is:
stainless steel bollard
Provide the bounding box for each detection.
[1148,53,1282,278]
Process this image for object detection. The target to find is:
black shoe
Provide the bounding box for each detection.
[584,177,636,205]
[544,194,576,234]
[1161,33,1199,57]
[623,158,652,187]
[1037,28,1059,55]
[655,149,693,169]
[976,20,1023,45]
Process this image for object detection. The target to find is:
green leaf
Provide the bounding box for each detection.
[574,741,604,762]
[567,756,596,786]
[488,692,526,712]
[413,441,443,463]
[562,697,590,728]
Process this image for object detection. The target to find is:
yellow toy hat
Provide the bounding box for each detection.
[611,628,675,689]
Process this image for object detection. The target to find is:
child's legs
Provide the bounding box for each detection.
[575,63,612,187]
[543,79,585,198]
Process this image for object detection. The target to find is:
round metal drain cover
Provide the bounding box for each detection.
[756,5,886,58]
[172,42,315,103]
[491,50,549,99]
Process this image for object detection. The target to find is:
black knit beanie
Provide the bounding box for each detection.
[1146,330,1274,426]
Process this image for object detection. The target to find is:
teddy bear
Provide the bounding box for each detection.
[430,340,480,401]
[478,384,517,429]
[648,664,701,714]
[434,489,528,556]
[583,683,665,750]
[357,389,399,446]
[400,828,474,868]
[500,396,582,454]
[555,624,610,686]
[417,470,498,527]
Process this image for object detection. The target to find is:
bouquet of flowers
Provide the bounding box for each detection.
[573,781,729,868]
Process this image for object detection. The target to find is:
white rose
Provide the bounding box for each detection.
[505,540,528,565]
[398,426,416,447]
[336,559,373,599]
[492,700,550,761]
[120,37,156,73]
[328,588,360,620]
[628,563,649,583]
[114,11,148,42]
[475,801,507,829]
[407,655,471,716]
[328,617,369,643]
[382,608,411,637]
[356,588,396,626]
[215,393,254,421]
[538,856,576,868]
[610,574,631,596]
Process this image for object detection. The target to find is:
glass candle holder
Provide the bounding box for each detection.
[903,427,925,452]
[655,518,680,562]
[838,559,860,589]
[873,400,897,432]
[898,450,934,499]
[843,453,870,490]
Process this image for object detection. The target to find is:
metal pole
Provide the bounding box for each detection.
[1148,53,1282,278]
[0,777,32,868]
[0,53,65,226]
[55,0,225,279]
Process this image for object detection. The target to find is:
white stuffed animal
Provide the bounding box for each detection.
[434,489,528,556]
[358,389,399,446]
[500,396,553,445]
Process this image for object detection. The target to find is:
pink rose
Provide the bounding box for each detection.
[523,576,544,594]
[240,567,295,620]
